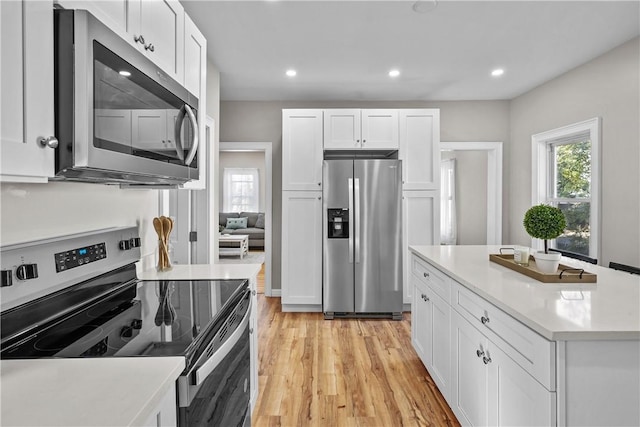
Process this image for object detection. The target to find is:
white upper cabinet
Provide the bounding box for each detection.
[324,109,398,150]
[282,110,324,191]
[1,0,55,182]
[399,109,440,190]
[57,0,185,83]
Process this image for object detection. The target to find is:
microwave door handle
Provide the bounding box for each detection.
[193,294,251,386]
[183,104,199,166]
[173,106,187,162]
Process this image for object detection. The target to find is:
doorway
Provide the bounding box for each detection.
[440,142,503,245]
[219,142,273,296]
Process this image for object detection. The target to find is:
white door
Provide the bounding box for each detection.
[430,290,451,399]
[95,109,132,146]
[282,110,323,191]
[281,191,323,306]
[412,278,432,367]
[488,344,555,427]
[399,109,440,190]
[135,0,184,83]
[361,109,399,150]
[402,191,439,304]
[451,312,490,427]
[131,110,167,150]
[0,0,55,182]
[323,109,361,150]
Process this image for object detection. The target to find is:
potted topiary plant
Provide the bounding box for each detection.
[523,204,567,273]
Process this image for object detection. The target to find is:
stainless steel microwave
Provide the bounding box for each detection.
[53,9,199,185]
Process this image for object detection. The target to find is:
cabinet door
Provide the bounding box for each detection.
[282,110,323,191]
[402,191,439,304]
[361,109,399,150]
[412,277,432,367]
[134,0,185,83]
[430,289,451,399]
[399,109,440,190]
[488,344,555,427]
[55,0,131,38]
[141,383,177,426]
[180,14,207,190]
[451,312,490,427]
[281,191,323,306]
[131,110,168,150]
[0,0,54,182]
[323,109,361,150]
[95,109,132,146]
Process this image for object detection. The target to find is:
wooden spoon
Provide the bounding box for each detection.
[161,216,172,266]
[153,217,166,269]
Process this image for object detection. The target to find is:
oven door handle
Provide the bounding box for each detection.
[193,295,252,386]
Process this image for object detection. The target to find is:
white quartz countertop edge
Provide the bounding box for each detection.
[137,263,262,281]
[0,357,185,427]
[410,245,640,341]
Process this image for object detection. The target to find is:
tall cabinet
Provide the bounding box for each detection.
[281,108,440,311]
[281,110,324,311]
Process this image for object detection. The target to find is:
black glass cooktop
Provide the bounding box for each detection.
[0,264,247,368]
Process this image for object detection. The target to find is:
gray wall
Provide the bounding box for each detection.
[509,37,640,267]
[219,151,266,212]
[220,101,510,290]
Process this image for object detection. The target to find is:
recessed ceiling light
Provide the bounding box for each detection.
[491,68,505,77]
[412,0,438,13]
[389,69,400,78]
[286,69,297,77]
[119,70,131,77]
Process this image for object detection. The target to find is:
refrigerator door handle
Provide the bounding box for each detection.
[348,178,354,263]
[354,178,361,263]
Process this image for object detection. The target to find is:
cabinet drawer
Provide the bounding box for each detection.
[411,255,450,304]
[452,281,555,391]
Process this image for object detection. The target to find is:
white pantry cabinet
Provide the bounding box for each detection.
[402,191,439,305]
[399,109,440,190]
[282,110,324,191]
[56,0,185,84]
[0,0,55,182]
[281,191,323,310]
[323,109,399,150]
[141,383,178,426]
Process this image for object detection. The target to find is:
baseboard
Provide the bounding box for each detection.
[403,303,412,312]
[281,304,322,312]
[267,289,282,297]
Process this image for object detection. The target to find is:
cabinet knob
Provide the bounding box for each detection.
[423,272,429,278]
[483,356,492,365]
[134,34,145,44]
[476,349,484,358]
[252,290,257,296]
[38,136,58,149]
[481,315,490,325]
[318,182,321,186]
[362,139,366,144]
[145,43,155,52]
[249,327,254,334]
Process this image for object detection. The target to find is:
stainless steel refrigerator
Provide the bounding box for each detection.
[323,158,403,320]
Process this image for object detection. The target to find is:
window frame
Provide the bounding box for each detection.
[223,167,260,213]
[531,117,601,261]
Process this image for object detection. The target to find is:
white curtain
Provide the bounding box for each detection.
[440,158,457,245]
[223,168,260,212]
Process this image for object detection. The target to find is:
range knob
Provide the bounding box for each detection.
[120,326,133,339]
[16,264,38,281]
[129,237,141,248]
[119,239,131,250]
[131,319,143,330]
[1,270,13,287]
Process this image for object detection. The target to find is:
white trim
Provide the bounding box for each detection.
[440,142,503,245]
[220,142,273,297]
[531,118,600,260]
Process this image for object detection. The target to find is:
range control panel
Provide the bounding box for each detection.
[54,243,107,273]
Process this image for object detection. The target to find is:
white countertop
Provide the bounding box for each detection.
[137,263,262,281]
[410,245,640,341]
[0,357,185,427]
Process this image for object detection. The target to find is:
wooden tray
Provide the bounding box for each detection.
[489,254,597,283]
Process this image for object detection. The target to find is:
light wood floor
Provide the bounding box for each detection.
[252,295,460,427]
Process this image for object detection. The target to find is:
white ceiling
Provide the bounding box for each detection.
[181,1,640,102]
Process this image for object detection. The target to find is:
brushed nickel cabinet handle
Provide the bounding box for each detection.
[476,349,484,358]
[134,34,145,44]
[483,356,492,365]
[145,43,155,52]
[481,316,490,325]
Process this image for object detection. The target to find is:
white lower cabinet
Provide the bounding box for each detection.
[451,311,554,427]
[281,191,323,309]
[141,384,178,427]
[249,276,259,414]
[411,253,555,427]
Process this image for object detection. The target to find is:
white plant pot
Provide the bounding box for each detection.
[533,251,562,274]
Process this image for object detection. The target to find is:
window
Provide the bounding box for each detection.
[532,118,600,259]
[223,168,259,212]
[440,158,457,245]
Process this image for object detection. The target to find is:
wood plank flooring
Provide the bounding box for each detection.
[252,295,460,427]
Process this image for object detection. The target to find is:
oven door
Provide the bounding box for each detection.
[177,290,251,426]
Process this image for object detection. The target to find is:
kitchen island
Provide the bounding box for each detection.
[409,245,640,427]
